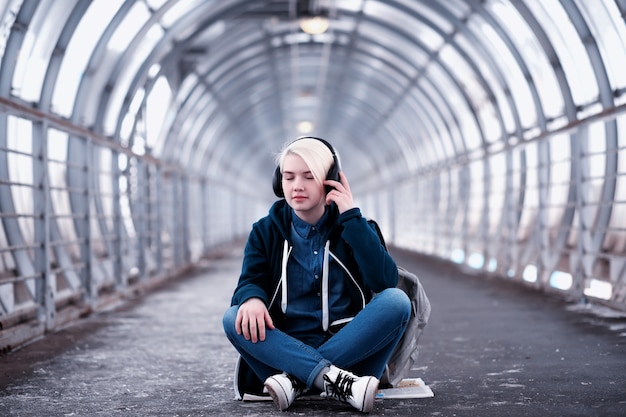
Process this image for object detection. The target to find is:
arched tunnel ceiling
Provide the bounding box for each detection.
[3,0,625,200]
[154,0,448,195]
[1,0,626,328]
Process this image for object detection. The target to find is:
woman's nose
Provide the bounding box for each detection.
[294,178,305,190]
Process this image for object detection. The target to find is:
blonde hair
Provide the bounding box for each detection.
[277,138,334,186]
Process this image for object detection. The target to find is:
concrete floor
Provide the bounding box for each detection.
[1,245,625,416]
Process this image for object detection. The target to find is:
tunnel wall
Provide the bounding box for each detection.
[359,113,626,312]
[0,101,264,353]
[1,1,626,354]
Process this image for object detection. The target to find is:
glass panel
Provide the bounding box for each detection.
[488,152,506,234]
[146,75,172,152]
[489,0,564,123]
[357,34,421,78]
[13,2,78,102]
[97,147,114,232]
[153,72,198,156]
[363,1,445,52]
[482,3,540,130]
[121,88,145,145]
[118,156,136,239]
[578,122,606,240]
[437,0,472,19]
[417,80,456,159]
[107,2,150,52]
[12,25,41,101]
[47,129,79,255]
[517,144,538,243]
[336,0,365,13]
[160,0,203,28]
[104,23,164,136]
[181,98,217,167]
[399,86,441,166]
[437,46,482,152]
[0,0,20,61]
[547,133,571,240]
[586,123,607,185]
[397,0,456,32]
[603,114,626,253]
[427,124,448,164]
[525,0,597,106]
[437,170,453,258]
[7,116,33,243]
[508,148,523,239]
[575,0,626,93]
[468,15,521,136]
[53,0,125,117]
[466,160,484,235]
[0,223,17,273]
[420,74,467,157]
[449,166,464,248]
[146,0,168,9]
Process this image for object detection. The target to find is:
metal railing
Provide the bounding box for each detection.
[366,113,626,312]
[0,98,264,354]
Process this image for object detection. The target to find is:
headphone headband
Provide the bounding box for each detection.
[295,136,337,158]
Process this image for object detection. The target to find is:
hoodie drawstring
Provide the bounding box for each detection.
[277,239,363,332]
[322,240,330,331]
[280,240,291,314]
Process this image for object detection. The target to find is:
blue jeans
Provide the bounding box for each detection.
[223,287,411,389]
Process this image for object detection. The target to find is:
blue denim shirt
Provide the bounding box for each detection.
[284,208,350,341]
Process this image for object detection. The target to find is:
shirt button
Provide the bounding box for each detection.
[313,251,318,255]
[315,274,319,280]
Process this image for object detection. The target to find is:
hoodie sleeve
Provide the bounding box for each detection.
[230,222,276,307]
[338,208,398,293]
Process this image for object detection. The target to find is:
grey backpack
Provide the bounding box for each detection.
[368,220,431,387]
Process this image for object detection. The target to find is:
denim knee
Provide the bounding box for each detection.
[222,305,239,338]
[377,287,411,320]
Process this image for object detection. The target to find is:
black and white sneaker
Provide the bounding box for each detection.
[264,373,304,411]
[322,366,379,413]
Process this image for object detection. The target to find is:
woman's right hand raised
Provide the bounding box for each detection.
[235,298,275,343]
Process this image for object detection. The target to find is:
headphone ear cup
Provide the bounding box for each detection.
[326,162,340,182]
[324,162,341,194]
[272,166,284,197]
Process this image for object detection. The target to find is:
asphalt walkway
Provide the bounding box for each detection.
[1,244,625,416]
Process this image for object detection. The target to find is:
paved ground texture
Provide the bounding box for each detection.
[1,245,625,416]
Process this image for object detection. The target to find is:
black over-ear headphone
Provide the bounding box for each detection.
[272,136,341,198]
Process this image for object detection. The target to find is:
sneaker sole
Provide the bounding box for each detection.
[265,378,289,411]
[360,377,379,413]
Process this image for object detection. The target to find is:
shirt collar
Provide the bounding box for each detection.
[292,207,330,239]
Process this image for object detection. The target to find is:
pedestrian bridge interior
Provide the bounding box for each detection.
[1,0,625,357]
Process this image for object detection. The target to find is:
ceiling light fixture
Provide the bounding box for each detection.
[297,121,314,133]
[300,16,329,34]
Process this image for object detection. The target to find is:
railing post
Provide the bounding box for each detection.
[33,120,55,330]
